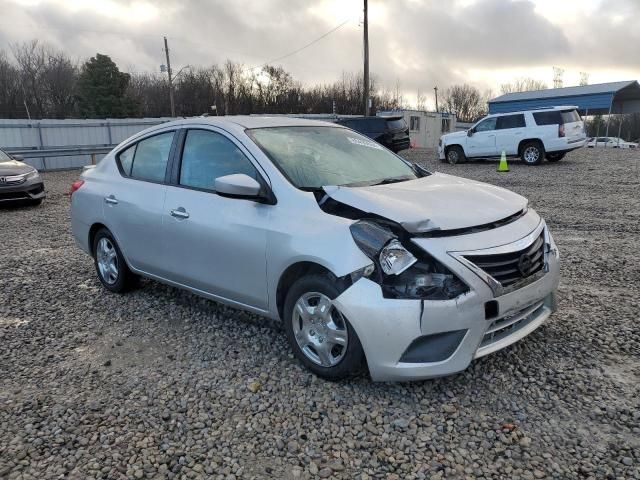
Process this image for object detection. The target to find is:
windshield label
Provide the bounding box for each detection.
[347,136,383,150]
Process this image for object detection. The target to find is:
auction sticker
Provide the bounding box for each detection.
[347,136,384,150]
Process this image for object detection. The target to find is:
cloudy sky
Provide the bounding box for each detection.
[1,0,638,108]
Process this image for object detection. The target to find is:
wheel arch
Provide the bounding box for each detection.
[88,222,109,257]
[518,138,544,156]
[276,261,336,321]
[444,143,464,155]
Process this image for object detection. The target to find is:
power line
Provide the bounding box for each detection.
[249,18,352,71]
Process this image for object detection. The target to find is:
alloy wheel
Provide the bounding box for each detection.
[523,146,540,163]
[292,292,348,367]
[447,150,459,164]
[96,237,119,285]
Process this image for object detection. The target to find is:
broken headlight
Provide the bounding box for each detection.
[350,220,468,300]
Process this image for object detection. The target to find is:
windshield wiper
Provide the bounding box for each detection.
[371,176,413,186]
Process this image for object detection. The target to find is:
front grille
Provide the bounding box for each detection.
[479,301,544,349]
[0,177,26,187]
[464,233,544,287]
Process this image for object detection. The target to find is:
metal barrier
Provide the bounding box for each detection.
[0,118,172,170]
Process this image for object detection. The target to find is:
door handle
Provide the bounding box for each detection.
[488,134,495,137]
[170,208,190,219]
[105,195,118,205]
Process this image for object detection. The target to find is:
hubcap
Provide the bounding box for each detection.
[96,237,118,285]
[524,146,540,163]
[447,150,459,164]
[292,292,348,367]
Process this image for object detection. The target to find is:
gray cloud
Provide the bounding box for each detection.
[0,0,638,103]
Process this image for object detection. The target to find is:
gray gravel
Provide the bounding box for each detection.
[1,147,639,479]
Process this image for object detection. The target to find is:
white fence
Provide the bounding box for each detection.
[0,118,172,170]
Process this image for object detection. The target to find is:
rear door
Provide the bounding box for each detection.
[161,128,270,309]
[467,117,498,157]
[495,114,526,155]
[104,130,176,274]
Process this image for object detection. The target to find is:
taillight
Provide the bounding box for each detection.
[70,180,85,196]
[558,124,565,137]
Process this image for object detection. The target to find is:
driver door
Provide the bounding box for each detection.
[162,128,271,310]
[467,117,498,157]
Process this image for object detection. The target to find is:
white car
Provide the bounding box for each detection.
[587,137,638,149]
[439,106,586,165]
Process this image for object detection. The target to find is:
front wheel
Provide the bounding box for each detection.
[446,145,465,165]
[520,141,544,165]
[283,274,365,380]
[546,152,565,162]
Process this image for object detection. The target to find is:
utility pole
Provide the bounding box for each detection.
[434,86,439,112]
[363,0,370,116]
[163,36,175,117]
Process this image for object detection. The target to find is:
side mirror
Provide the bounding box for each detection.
[11,154,24,161]
[467,128,474,137]
[215,174,263,199]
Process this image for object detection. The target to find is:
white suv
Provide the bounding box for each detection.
[439,106,586,165]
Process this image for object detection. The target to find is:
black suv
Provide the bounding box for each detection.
[336,116,410,152]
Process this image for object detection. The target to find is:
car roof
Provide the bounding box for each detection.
[160,115,342,129]
[486,106,579,118]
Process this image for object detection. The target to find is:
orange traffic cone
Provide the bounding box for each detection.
[497,151,509,172]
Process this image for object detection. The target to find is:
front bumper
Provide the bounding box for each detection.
[334,214,560,381]
[0,180,45,203]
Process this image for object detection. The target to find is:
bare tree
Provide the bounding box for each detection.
[11,40,47,118]
[442,84,488,123]
[41,51,77,118]
[0,50,23,118]
[500,77,548,94]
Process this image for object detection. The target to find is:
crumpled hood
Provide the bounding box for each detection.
[0,160,32,175]
[323,173,527,233]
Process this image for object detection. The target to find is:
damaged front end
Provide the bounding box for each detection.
[348,219,469,301]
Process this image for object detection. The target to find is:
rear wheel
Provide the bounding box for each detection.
[283,274,365,380]
[546,152,565,162]
[446,145,465,165]
[92,228,138,293]
[520,141,544,166]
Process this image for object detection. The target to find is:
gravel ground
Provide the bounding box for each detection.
[1,147,639,480]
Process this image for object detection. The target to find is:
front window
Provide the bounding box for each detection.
[475,117,497,132]
[247,126,417,189]
[179,129,258,191]
[0,149,12,162]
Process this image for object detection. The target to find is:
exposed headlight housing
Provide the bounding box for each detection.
[379,239,417,275]
[350,220,469,300]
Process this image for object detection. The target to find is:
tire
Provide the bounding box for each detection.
[29,198,43,206]
[520,141,544,166]
[446,145,465,165]
[283,274,366,380]
[546,152,565,162]
[92,228,138,293]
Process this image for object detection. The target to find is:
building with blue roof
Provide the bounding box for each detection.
[488,80,640,116]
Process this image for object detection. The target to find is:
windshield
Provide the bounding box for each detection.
[247,126,417,189]
[0,149,12,162]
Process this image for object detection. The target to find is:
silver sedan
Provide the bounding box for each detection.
[71,117,560,381]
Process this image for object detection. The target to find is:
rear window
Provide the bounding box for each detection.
[386,118,407,130]
[532,111,562,126]
[496,114,526,129]
[561,110,581,123]
[342,118,385,133]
